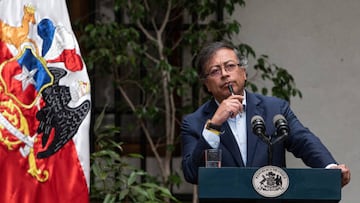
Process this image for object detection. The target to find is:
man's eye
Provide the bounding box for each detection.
[227,64,237,68]
[210,69,220,75]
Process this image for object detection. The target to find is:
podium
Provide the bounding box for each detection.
[198,167,341,203]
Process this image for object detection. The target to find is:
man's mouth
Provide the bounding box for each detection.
[223,82,232,88]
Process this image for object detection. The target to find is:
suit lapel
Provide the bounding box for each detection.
[221,123,244,166]
[204,99,244,166]
[245,92,265,166]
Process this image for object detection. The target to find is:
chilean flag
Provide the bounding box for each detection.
[0,1,90,203]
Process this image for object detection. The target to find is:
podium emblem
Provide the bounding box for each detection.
[252,166,289,198]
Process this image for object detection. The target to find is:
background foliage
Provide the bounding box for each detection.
[76,0,302,202]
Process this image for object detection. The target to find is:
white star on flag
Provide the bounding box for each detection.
[14,66,38,91]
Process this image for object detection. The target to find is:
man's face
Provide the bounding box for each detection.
[203,48,246,102]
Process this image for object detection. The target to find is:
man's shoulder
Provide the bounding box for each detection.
[247,91,287,105]
[183,99,214,119]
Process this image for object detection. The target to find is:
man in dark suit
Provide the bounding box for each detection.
[181,41,350,187]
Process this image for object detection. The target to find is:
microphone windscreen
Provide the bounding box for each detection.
[251,115,264,124]
[273,114,286,125]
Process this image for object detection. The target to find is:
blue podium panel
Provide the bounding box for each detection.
[198,167,341,203]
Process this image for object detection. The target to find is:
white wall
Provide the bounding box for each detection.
[234,0,359,202]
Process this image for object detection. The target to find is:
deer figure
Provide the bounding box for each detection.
[0,5,38,55]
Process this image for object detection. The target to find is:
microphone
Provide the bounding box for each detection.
[251,115,266,137]
[272,114,289,143]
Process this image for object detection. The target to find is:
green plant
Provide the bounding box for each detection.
[91,108,180,203]
[77,0,302,202]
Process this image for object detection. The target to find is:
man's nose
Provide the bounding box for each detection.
[220,66,229,76]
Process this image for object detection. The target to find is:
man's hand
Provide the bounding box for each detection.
[329,164,351,187]
[211,95,244,125]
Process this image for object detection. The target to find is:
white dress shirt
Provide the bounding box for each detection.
[203,92,247,165]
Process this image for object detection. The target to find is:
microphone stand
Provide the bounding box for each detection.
[268,142,273,166]
[256,132,273,165]
[252,115,289,166]
[262,132,287,165]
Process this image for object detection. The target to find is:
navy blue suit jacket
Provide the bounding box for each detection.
[181,91,337,184]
